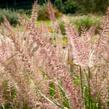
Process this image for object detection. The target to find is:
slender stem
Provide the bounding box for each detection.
[79,66,85,109]
[87,67,91,109]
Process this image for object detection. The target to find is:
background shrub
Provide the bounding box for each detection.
[38,0,46,5]
[62,0,78,14]
[37,4,62,21]
[71,15,101,32]
[1,0,109,14]
[54,0,109,14]
[17,9,31,17]
[37,4,49,20]
[54,0,64,13]
[76,0,109,13]
[54,0,78,14]
[0,9,19,26]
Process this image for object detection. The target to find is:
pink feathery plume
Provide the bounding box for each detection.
[66,24,96,67]
[47,1,56,22]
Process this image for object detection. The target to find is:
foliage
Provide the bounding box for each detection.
[62,0,78,14]
[54,0,63,12]
[38,0,47,5]
[54,0,78,14]
[0,9,19,26]
[37,4,49,20]
[76,0,109,13]
[37,4,61,20]
[59,21,66,35]
[1,0,109,14]
[17,9,31,17]
[72,16,101,32]
[54,0,109,14]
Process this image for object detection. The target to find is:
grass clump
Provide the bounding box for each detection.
[0,9,19,26]
[37,4,62,21]
[72,15,101,32]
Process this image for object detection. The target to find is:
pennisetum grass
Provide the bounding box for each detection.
[0,1,109,109]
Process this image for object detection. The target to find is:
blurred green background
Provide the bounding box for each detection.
[0,0,107,27]
[1,0,109,14]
